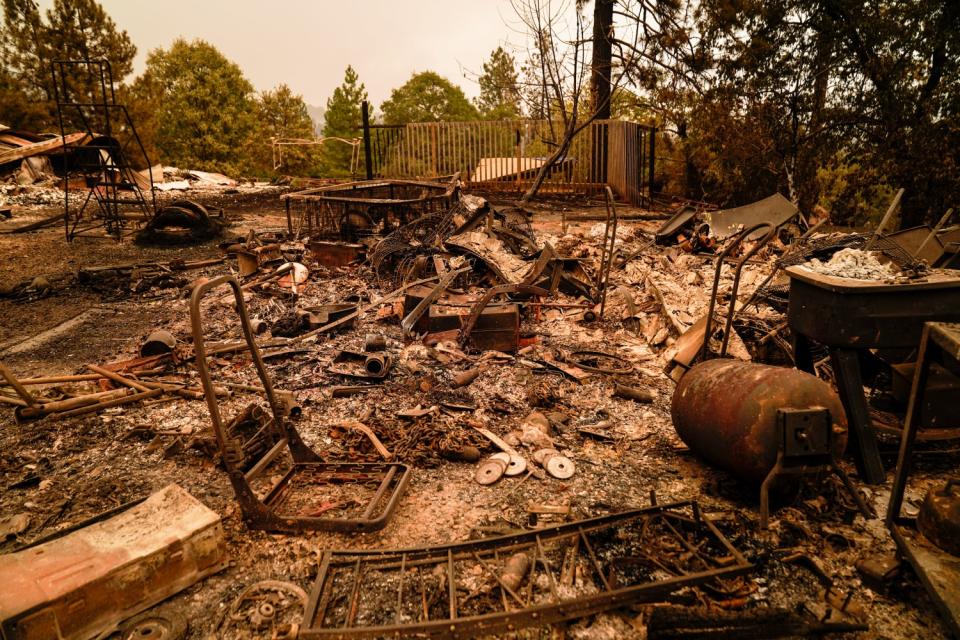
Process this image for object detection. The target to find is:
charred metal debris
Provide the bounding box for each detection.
[2,179,960,639]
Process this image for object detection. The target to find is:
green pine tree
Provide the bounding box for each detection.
[250,83,317,178]
[0,0,136,130]
[320,65,368,177]
[475,47,522,119]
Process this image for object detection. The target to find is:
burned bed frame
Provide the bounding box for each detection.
[190,275,410,533]
[297,499,753,638]
[282,174,460,241]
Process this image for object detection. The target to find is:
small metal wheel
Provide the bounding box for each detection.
[118,607,188,640]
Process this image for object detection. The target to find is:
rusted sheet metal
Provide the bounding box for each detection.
[887,225,946,266]
[671,359,847,485]
[0,132,90,166]
[890,361,960,430]
[704,193,800,240]
[654,204,698,245]
[0,484,226,640]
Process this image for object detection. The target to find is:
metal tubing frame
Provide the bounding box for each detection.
[190,275,411,533]
[699,222,777,361]
[885,321,960,637]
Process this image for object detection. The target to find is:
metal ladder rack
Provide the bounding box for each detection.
[51,59,157,240]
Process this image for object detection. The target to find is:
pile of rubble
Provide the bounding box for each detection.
[0,182,959,639]
[0,125,277,216]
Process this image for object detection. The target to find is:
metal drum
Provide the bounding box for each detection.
[671,359,847,485]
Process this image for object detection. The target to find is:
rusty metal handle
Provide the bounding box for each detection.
[597,186,619,319]
[190,275,284,460]
[700,222,777,361]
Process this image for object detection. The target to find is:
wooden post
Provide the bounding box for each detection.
[648,125,656,199]
[515,126,522,187]
[431,124,439,177]
[361,101,373,180]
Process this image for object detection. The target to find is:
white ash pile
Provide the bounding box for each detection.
[805,247,900,280]
[0,183,85,206]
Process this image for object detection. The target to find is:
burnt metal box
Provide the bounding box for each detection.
[403,300,519,353]
[308,241,366,268]
[0,484,227,640]
[891,361,960,430]
[434,304,520,353]
[403,287,521,353]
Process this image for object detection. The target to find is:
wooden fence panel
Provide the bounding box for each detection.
[368,119,654,205]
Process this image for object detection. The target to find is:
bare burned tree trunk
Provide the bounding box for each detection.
[512,0,660,204]
[795,31,832,216]
[591,0,613,119]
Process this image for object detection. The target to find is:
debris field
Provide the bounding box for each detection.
[1,173,959,640]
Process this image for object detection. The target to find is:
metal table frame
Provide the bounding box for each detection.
[886,322,960,637]
[787,266,960,484]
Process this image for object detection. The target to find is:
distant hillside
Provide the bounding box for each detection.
[306,104,325,135]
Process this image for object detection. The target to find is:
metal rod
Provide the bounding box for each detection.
[534,534,560,602]
[915,208,955,258]
[396,554,406,625]
[49,387,163,419]
[0,362,38,406]
[578,528,612,591]
[865,187,904,249]
[344,559,363,628]
[448,549,457,620]
[85,364,151,392]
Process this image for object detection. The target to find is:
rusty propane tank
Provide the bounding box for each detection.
[671,359,847,485]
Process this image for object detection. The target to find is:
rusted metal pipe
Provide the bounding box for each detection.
[451,367,482,388]
[0,394,28,407]
[49,388,164,419]
[614,383,654,403]
[0,362,37,406]
[671,359,847,485]
[86,364,152,392]
[363,354,391,377]
[364,334,387,352]
[15,388,130,420]
[2,371,163,386]
[332,385,377,398]
[597,186,619,319]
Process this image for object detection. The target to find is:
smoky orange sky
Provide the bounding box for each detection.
[37,0,524,109]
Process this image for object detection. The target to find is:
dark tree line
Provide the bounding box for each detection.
[600,0,960,226]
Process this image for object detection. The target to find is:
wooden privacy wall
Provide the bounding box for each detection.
[367,119,654,205]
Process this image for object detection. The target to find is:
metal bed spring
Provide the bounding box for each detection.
[299,499,752,639]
